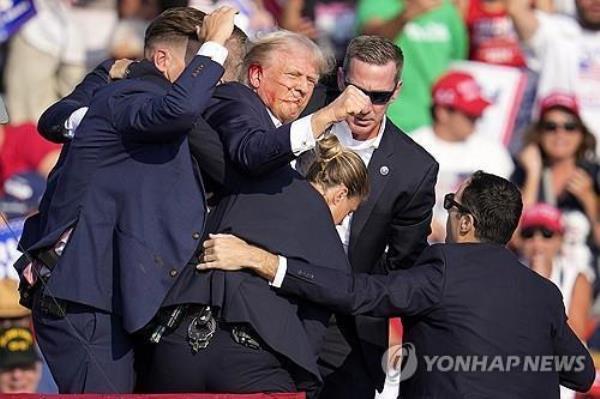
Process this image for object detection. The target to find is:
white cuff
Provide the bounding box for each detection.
[64,106,89,139]
[289,114,318,156]
[269,255,288,288]
[197,41,229,66]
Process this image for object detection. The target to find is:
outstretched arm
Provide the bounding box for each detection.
[198,234,444,317]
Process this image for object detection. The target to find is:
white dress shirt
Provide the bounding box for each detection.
[330,118,386,252]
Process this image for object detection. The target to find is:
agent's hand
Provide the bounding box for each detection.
[199,6,238,46]
[197,234,280,281]
[109,59,134,80]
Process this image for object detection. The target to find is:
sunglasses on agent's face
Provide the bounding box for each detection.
[443,193,476,220]
[344,81,395,105]
[520,226,556,239]
[540,120,581,133]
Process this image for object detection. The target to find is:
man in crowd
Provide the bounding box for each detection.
[0,326,42,394]
[200,171,596,398]
[15,7,236,393]
[356,0,468,132]
[412,70,513,242]
[508,0,600,142]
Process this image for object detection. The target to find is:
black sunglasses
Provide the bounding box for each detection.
[443,193,475,217]
[520,227,555,239]
[540,120,580,133]
[344,81,395,105]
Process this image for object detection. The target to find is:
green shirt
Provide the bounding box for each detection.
[357,0,468,132]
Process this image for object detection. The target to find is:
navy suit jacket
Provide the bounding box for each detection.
[278,243,595,398]
[165,82,351,382]
[303,84,439,390]
[23,58,224,333]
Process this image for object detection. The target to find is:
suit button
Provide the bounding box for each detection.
[169,268,178,277]
[192,232,201,240]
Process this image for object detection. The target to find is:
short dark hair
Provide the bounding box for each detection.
[460,171,523,245]
[342,35,404,80]
[222,27,249,82]
[144,7,205,53]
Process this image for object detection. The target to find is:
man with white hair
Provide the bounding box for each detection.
[138,30,371,397]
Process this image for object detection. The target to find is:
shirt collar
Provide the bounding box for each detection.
[332,116,386,150]
[266,108,282,128]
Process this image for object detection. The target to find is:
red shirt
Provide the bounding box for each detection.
[0,123,60,189]
[466,0,527,67]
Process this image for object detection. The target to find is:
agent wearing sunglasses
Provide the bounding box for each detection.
[412,70,514,243]
[288,35,439,398]
[518,204,592,342]
[514,92,600,283]
[198,171,595,398]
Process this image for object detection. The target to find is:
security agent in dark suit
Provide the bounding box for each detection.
[291,35,440,397]
[14,7,237,393]
[201,171,596,398]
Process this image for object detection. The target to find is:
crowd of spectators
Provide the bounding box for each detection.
[1,0,600,395]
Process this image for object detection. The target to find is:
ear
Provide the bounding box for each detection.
[152,48,170,74]
[390,80,403,103]
[459,214,475,236]
[332,185,349,206]
[337,67,345,91]
[247,64,263,90]
[435,106,450,124]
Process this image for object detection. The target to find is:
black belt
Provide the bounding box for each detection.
[147,305,262,352]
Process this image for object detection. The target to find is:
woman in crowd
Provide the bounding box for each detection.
[518,204,593,340]
[518,203,593,399]
[513,92,600,292]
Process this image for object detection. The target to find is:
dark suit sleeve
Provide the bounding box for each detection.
[379,160,438,271]
[109,56,224,143]
[187,117,228,187]
[203,96,296,176]
[279,245,445,317]
[550,288,595,392]
[37,59,113,143]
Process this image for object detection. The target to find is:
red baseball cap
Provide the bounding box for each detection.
[538,92,581,119]
[520,203,564,234]
[432,71,491,118]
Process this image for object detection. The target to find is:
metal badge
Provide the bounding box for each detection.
[187,306,216,353]
[380,166,390,176]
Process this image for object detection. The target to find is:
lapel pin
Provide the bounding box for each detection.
[380,166,389,176]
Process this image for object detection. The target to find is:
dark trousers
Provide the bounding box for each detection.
[317,321,377,399]
[31,290,137,393]
[137,313,297,395]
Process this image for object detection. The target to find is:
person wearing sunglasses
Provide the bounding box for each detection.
[291,35,438,398]
[518,203,593,399]
[412,70,514,242]
[513,92,600,295]
[198,170,595,398]
[518,204,593,341]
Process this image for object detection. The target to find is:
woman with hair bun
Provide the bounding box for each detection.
[303,134,369,224]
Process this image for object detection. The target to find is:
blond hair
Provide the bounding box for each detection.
[305,135,369,200]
